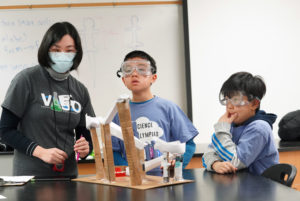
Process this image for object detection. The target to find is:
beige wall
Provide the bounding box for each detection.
[0,154,13,176]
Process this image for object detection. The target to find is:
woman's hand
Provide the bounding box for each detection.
[74,136,90,158]
[33,146,68,164]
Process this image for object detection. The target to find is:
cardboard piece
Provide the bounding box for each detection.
[73,175,193,190]
[100,124,116,181]
[90,127,106,180]
[116,99,143,186]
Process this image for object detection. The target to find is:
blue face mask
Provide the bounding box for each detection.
[49,52,76,73]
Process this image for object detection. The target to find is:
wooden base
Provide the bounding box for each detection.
[73,175,193,190]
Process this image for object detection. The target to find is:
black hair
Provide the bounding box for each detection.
[38,21,83,71]
[220,72,266,109]
[116,50,157,78]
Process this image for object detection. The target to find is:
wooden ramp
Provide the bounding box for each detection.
[73,175,193,190]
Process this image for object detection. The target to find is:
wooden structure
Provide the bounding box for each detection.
[74,96,193,189]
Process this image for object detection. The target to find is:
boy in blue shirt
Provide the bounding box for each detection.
[112,50,198,169]
[202,72,279,175]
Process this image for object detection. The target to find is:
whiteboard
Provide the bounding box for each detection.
[0,5,187,120]
[188,0,300,145]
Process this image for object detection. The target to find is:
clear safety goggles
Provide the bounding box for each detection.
[120,60,152,77]
[219,91,259,106]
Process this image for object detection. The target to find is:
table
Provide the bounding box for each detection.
[184,140,300,190]
[1,169,300,201]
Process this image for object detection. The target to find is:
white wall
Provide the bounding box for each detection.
[0,155,13,176]
[0,2,187,119]
[188,0,300,145]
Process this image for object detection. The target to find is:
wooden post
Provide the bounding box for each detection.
[100,124,116,182]
[90,127,106,180]
[137,148,146,179]
[117,100,142,186]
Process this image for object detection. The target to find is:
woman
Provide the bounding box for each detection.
[0,22,95,177]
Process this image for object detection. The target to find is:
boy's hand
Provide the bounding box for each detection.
[218,111,237,124]
[212,161,237,174]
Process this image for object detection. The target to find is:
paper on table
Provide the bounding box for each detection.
[0,195,7,199]
[0,176,34,186]
[0,176,34,183]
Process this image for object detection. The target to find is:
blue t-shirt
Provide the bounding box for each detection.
[111,96,198,166]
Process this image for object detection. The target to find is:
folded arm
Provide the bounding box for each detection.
[202,143,223,171]
[212,122,247,170]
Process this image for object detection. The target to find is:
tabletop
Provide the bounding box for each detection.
[1,168,300,201]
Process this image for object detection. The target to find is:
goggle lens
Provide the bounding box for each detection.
[121,60,152,76]
[219,92,249,106]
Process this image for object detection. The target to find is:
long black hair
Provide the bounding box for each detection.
[38,22,83,71]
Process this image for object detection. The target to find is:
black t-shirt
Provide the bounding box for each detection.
[2,65,95,176]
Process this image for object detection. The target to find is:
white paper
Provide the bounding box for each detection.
[110,122,145,150]
[85,115,104,129]
[144,153,174,172]
[104,104,118,124]
[153,138,186,154]
[144,155,163,172]
[0,176,34,183]
[86,115,145,150]
[0,195,7,199]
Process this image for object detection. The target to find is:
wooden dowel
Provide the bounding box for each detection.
[100,124,116,182]
[90,127,106,180]
[137,148,146,179]
[117,100,142,186]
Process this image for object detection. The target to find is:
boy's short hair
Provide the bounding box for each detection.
[124,50,157,74]
[116,50,157,78]
[220,71,266,103]
[38,21,83,71]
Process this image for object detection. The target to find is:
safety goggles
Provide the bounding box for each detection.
[219,91,259,106]
[120,60,152,77]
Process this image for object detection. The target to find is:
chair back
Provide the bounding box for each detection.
[262,163,297,187]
